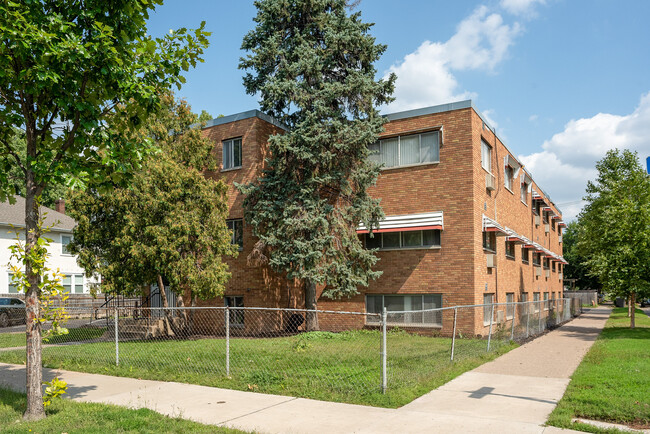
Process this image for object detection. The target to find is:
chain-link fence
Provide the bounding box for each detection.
[0,299,582,404]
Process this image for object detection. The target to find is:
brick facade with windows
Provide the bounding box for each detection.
[197,101,566,335]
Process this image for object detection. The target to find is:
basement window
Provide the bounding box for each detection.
[366,294,442,326]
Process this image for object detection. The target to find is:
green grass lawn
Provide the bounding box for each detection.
[0,327,106,348]
[547,308,650,432]
[0,387,243,433]
[0,329,516,408]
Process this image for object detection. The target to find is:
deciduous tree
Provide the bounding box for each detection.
[68,94,237,323]
[238,0,395,330]
[0,1,209,419]
[577,149,650,328]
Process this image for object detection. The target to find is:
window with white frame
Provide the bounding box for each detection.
[62,274,84,294]
[227,219,243,249]
[366,294,442,326]
[483,293,494,326]
[521,292,529,314]
[481,140,492,173]
[543,292,549,310]
[506,292,515,319]
[369,131,440,169]
[364,230,440,250]
[7,273,19,294]
[521,180,529,204]
[504,165,514,191]
[533,292,540,312]
[61,235,72,255]
[222,138,242,170]
[225,295,244,327]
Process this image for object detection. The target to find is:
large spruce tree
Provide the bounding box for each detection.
[238,0,395,329]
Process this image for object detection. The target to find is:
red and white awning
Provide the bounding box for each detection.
[357,211,443,234]
[505,227,526,244]
[557,220,567,227]
[483,215,508,236]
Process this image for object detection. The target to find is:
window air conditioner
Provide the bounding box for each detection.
[486,173,496,191]
[544,223,550,233]
[545,269,551,278]
[559,273,563,280]
[534,215,540,226]
[535,266,542,276]
[558,236,563,243]
[486,254,497,268]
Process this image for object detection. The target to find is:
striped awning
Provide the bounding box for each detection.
[483,215,508,235]
[551,215,562,220]
[505,227,526,244]
[557,221,567,227]
[357,211,443,234]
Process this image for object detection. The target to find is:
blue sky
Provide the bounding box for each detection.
[147,0,650,220]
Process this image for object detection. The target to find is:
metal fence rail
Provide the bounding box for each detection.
[0,299,582,399]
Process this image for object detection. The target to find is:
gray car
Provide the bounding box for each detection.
[0,297,26,327]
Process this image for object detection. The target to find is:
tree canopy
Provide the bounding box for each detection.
[562,221,601,291]
[577,149,650,328]
[238,0,395,329]
[0,0,209,419]
[68,93,236,303]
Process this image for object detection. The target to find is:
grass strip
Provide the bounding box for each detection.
[547,307,650,433]
[0,387,244,433]
[0,329,516,408]
[0,327,106,349]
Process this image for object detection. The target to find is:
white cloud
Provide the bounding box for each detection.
[500,0,546,17]
[383,6,521,112]
[482,109,499,130]
[529,114,538,122]
[519,93,650,221]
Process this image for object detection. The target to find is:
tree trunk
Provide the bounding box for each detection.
[630,292,636,329]
[24,169,45,420]
[157,274,169,308]
[305,278,319,331]
[628,295,632,317]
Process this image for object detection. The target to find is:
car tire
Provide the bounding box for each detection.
[0,312,9,328]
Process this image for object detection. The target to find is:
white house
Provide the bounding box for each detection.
[0,196,99,295]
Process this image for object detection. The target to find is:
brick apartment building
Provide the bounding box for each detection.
[199,100,567,335]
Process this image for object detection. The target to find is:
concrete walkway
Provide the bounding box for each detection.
[0,307,611,433]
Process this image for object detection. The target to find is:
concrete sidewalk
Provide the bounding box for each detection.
[0,307,611,433]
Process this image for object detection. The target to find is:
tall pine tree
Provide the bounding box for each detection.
[239,0,395,329]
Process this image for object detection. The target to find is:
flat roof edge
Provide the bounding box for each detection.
[383,100,473,121]
[201,110,289,131]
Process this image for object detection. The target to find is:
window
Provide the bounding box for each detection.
[533,292,540,312]
[481,140,492,172]
[7,273,18,294]
[483,231,496,253]
[505,241,515,259]
[364,230,440,250]
[227,219,243,249]
[369,131,440,168]
[521,181,529,204]
[532,252,541,266]
[61,235,72,255]
[222,138,242,170]
[521,292,529,314]
[225,296,244,327]
[504,165,514,191]
[62,274,84,294]
[543,292,549,310]
[533,201,541,216]
[483,293,494,326]
[552,261,556,272]
[366,294,442,326]
[543,211,549,224]
[506,293,515,319]
[543,258,549,270]
[521,247,530,264]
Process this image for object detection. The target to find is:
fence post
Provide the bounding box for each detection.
[450,307,458,362]
[225,307,230,377]
[487,303,494,352]
[510,303,516,341]
[526,303,530,337]
[381,307,387,394]
[114,307,119,366]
